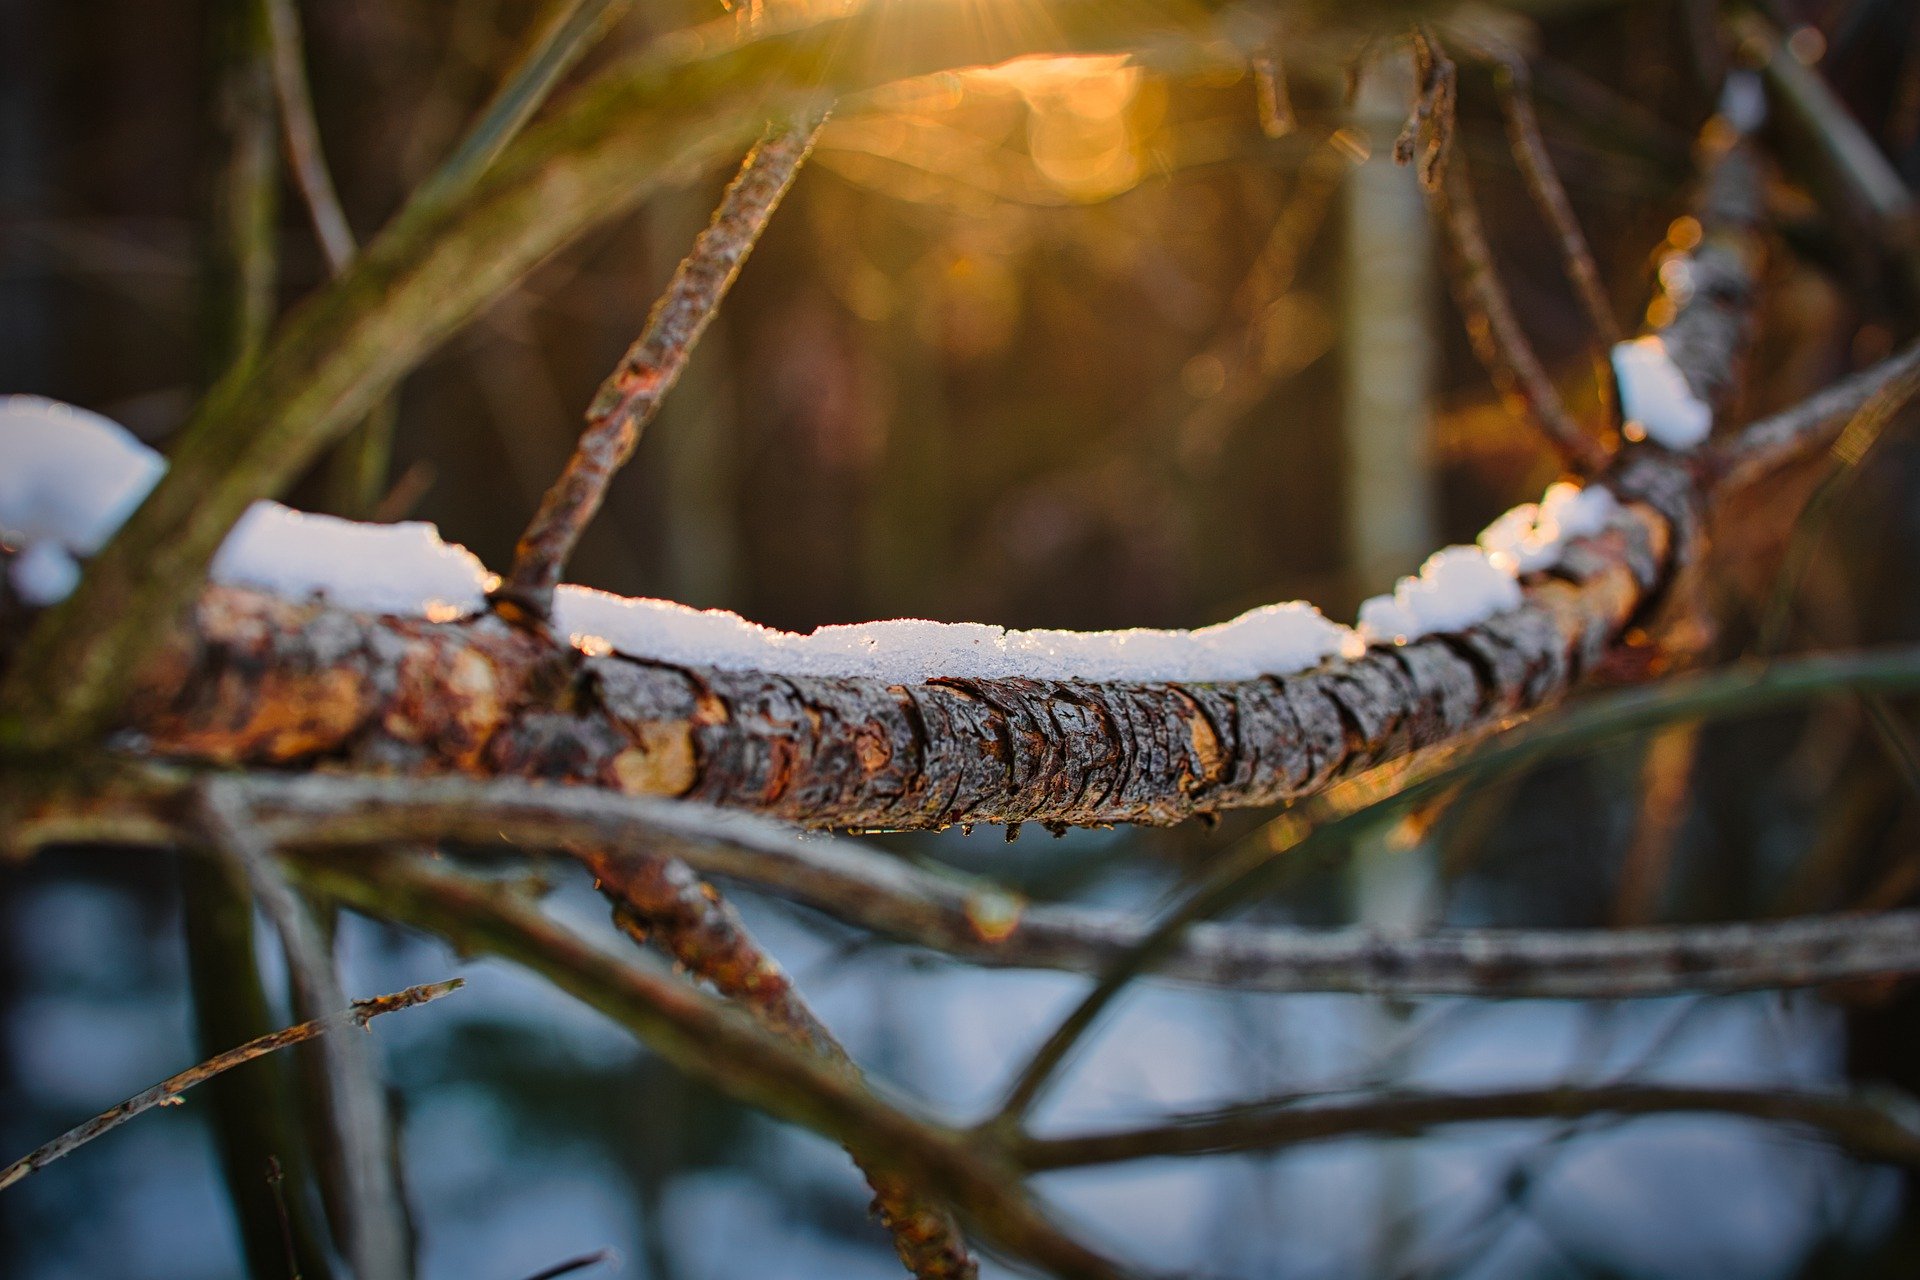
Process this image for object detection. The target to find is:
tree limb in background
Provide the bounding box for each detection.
[494,119,822,621]
[587,849,977,1278]
[1431,145,1609,473]
[291,848,1137,1280]
[0,980,459,1194]
[1483,42,1621,423]
[200,782,413,1280]
[1012,1083,1920,1171]
[36,768,1920,1001]
[263,0,354,274]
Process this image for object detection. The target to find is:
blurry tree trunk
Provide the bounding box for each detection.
[1342,55,1437,1278]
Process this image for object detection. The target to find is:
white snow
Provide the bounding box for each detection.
[1358,480,1623,645]
[0,395,1626,680]
[0,395,167,554]
[1719,70,1766,135]
[1357,546,1522,645]
[210,502,490,619]
[1612,336,1713,450]
[555,587,1360,683]
[1477,481,1619,575]
[1,395,488,619]
[8,539,82,606]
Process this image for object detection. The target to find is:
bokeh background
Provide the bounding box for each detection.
[7,0,1920,1276]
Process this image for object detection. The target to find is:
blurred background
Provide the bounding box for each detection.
[6,0,1920,1276]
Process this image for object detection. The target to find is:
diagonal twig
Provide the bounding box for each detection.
[1481,42,1622,425]
[1487,48,1623,350]
[494,118,824,620]
[1404,31,1609,473]
[587,849,977,1278]
[1430,148,1610,474]
[0,979,459,1194]
[291,848,1136,1280]
[263,0,354,274]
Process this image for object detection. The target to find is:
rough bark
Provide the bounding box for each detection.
[40,494,1661,831]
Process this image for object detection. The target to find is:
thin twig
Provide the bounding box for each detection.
[1252,43,1296,139]
[200,782,412,1280]
[494,117,823,619]
[1711,341,1920,490]
[291,849,1135,1280]
[1483,44,1621,426]
[1394,27,1456,192]
[1014,1083,1920,1171]
[0,979,459,1194]
[588,850,977,1278]
[263,0,354,273]
[1488,51,1622,349]
[517,1249,617,1280]
[1432,149,1609,473]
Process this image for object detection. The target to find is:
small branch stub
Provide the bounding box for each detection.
[493,119,823,621]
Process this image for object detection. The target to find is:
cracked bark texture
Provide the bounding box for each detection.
[4,496,1661,831]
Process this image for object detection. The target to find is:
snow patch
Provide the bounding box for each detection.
[8,540,82,606]
[211,503,489,619]
[555,588,1359,683]
[1719,70,1766,135]
[1359,481,1623,645]
[1477,481,1619,575]
[1612,336,1712,450]
[1,396,1626,680]
[1357,546,1522,645]
[1,395,488,618]
[0,396,166,554]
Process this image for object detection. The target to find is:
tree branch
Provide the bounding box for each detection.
[1013,1083,1920,1171]
[0,980,459,1194]
[287,846,1138,1280]
[495,119,824,620]
[587,847,977,1278]
[199,782,412,1280]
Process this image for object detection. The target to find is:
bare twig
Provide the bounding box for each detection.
[291,849,1135,1280]
[587,849,977,1278]
[0,979,459,1194]
[1611,722,1701,925]
[415,0,635,210]
[200,782,412,1280]
[1394,27,1456,191]
[517,1249,617,1280]
[1252,43,1296,139]
[494,118,824,620]
[259,0,398,518]
[1431,150,1609,473]
[263,0,354,274]
[1489,52,1622,349]
[1014,1083,1920,1171]
[1710,341,1920,490]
